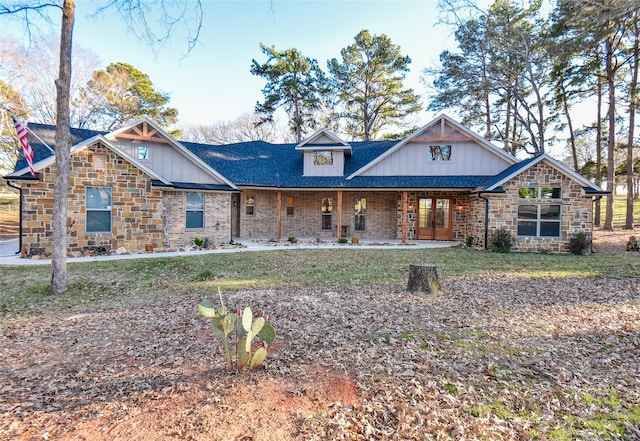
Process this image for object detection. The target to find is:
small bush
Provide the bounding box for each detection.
[466,235,474,248]
[192,237,204,247]
[491,228,513,253]
[569,232,590,255]
[626,236,640,252]
[338,237,348,244]
[287,235,297,243]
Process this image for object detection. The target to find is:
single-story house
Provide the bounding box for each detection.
[4,114,606,257]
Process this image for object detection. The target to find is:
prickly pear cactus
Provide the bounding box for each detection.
[198,289,276,371]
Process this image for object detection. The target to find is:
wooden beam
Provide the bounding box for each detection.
[409,136,473,142]
[337,190,343,241]
[115,133,172,144]
[276,190,282,240]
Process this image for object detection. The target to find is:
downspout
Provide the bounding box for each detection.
[478,192,490,250]
[592,195,603,253]
[6,180,22,255]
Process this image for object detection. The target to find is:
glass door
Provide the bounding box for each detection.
[417,198,452,240]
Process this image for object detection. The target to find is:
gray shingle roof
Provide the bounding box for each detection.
[8,123,537,191]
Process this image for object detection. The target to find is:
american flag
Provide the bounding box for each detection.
[12,115,35,176]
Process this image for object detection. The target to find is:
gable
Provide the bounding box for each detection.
[348,115,517,179]
[105,119,229,186]
[482,154,605,194]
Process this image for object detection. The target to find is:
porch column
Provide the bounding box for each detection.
[402,191,408,245]
[337,190,343,241]
[276,190,282,240]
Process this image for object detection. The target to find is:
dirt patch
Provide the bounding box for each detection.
[1,229,639,440]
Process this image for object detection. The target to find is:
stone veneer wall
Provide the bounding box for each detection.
[163,190,232,247]
[239,190,398,239]
[20,143,166,257]
[480,161,593,253]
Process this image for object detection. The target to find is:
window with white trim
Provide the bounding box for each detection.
[429,145,451,161]
[314,151,333,166]
[186,192,204,229]
[517,187,561,237]
[86,187,112,233]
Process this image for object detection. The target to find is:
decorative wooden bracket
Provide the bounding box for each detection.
[115,121,171,144]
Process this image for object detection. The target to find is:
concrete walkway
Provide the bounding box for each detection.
[0,237,459,266]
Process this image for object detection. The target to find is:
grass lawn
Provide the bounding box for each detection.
[1,247,639,320]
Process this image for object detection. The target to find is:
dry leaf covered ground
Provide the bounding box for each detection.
[1,229,640,440]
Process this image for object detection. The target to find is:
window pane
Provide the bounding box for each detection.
[186,211,204,229]
[540,205,561,220]
[86,187,111,209]
[541,187,561,199]
[286,197,294,215]
[138,145,149,160]
[517,221,537,236]
[321,198,332,213]
[314,151,333,165]
[518,187,537,199]
[354,197,366,231]
[322,213,332,230]
[87,211,111,233]
[246,196,255,215]
[517,204,537,219]
[186,192,204,210]
[429,145,451,161]
[540,221,560,237]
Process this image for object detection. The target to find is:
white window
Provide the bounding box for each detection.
[86,187,112,233]
[517,187,562,237]
[137,145,149,160]
[186,192,204,229]
[314,151,333,166]
[429,145,451,161]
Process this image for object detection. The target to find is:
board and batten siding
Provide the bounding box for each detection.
[116,139,221,184]
[302,150,345,176]
[360,140,511,176]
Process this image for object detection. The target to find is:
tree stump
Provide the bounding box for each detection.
[407,263,441,294]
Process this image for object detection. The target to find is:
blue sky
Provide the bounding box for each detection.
[3,0,458,127]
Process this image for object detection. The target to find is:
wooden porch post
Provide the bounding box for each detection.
[337,190,343,241]
[402,191,408,245]
[276,190,282,240]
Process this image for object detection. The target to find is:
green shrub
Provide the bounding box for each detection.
[466,235,474,248]
[491,228,513,253]
[338,237,348,244]
[287,235,297,243]
[569,232,590,255]
[193,237,204,247]
[626,236,640,252]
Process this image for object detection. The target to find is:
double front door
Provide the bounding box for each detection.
[417,198,452,240]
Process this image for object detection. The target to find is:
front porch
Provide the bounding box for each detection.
[233,189,473,244]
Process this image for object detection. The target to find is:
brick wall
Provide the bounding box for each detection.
[163,190,231,247]
[19,142,232,257]
[239,190,398,240]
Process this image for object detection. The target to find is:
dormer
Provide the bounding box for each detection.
[296,129,352,176]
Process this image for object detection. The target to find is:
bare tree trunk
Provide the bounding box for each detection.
[626,18,639,229]
[51,0,75,294]
[595,52,603,227]
[604,36,616,231]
